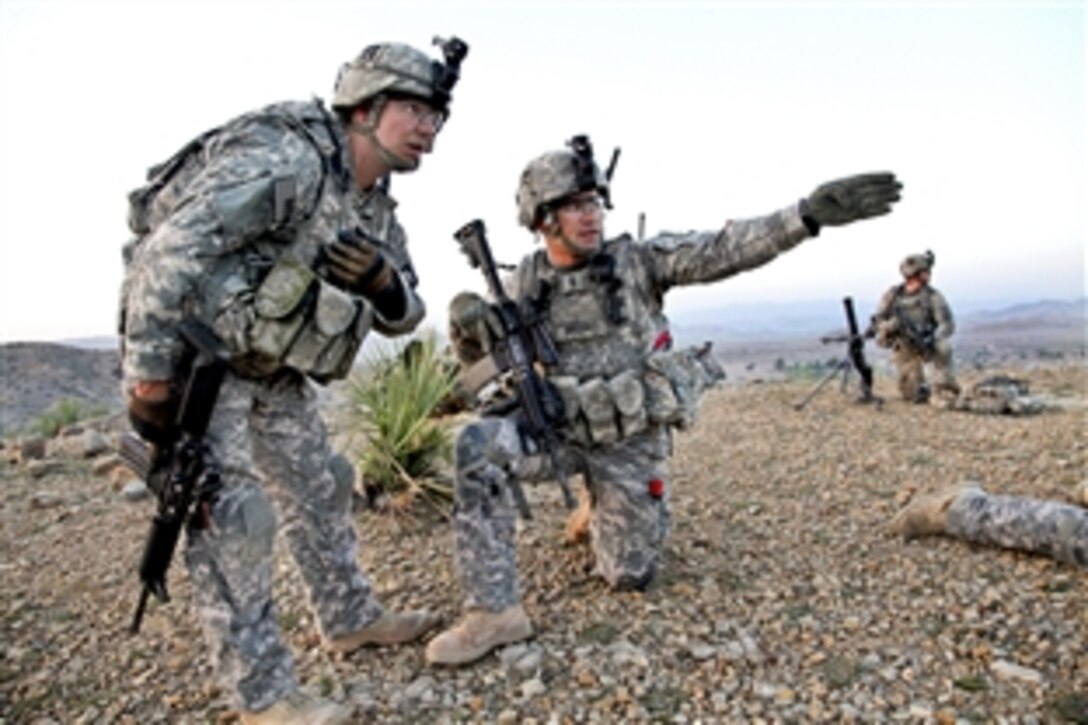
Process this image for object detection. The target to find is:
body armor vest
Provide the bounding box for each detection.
[123,100,372,384]
[514,236,667,381]
[892,286,938,335]
[508,237,719,445]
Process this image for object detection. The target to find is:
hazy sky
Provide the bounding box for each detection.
[0,0,1084,343]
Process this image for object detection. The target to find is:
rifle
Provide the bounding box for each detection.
[794,296,883,411]
[894,310,936,353]
[121,319,228,634]
[454,219,576,519]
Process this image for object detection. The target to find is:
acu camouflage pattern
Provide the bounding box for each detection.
[946,488,1087,567]
[333,42,446,110]
[872,283,958,400]
[121,98,424,382]
[185,374,386,710]
[944,374,1046,416]
[451,205,810,608]
[119,99,424,711]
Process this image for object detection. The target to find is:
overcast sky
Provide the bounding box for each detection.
[0,0,1083,343]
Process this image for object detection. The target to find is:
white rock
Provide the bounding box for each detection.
[991,659,1044,684]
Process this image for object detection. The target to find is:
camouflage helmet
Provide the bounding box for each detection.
[333,36,467,112]
[516,135,613,229]
[900,250,935,278]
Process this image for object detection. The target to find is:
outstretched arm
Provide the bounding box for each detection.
[648,172,902,291]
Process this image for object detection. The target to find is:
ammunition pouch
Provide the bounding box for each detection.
[241,254,371,382]
[549,346,721,446]
[550,369,647,446]
[127,392,181,448]
[643,347,717,429]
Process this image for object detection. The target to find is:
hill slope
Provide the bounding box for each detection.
[0,343,121,436]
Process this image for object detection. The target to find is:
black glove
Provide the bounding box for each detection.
[127,389,180,447]
[448,291,503,365]
[802,172,903,233]
[324,231,395,297]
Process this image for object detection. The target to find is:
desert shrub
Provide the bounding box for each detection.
[345,333,457,508]
[784,360,828,381]
[29,398,106,438]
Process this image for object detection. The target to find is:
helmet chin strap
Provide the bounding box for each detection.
[348,95,418,172]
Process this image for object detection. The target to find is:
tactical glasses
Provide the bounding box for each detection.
[391,98,446,132]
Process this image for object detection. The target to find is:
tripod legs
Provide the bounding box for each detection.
[793,360,852,411]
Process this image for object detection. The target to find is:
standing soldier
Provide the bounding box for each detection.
[119,37,468,723]
[889,484,1087,567]
[427,135,903,666]
[869,250,960,403]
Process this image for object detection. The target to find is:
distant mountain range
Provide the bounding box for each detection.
[49,297,1086,350]
[669,296,1085,344]
[1,296,1081,438]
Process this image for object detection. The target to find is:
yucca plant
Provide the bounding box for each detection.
[346,333,458,511]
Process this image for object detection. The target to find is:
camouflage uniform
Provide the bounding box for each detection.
[452,200,808,607]
[949,374,1046,415]
[118,43,446,710]
[871,254,958,402]
[946,488,1087,567]
[431,141,900,666]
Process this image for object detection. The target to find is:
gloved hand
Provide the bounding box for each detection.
[802,172,903,232]
[324,231,395,297]
[127,380,179,447]
[448,291,503,365]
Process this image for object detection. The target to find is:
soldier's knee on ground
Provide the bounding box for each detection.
[595,540,662,592]
[610,564,656,592]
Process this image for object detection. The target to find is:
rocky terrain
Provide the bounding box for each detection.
[1,361,1086,723]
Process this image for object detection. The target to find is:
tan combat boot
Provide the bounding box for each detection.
[425,605,534,666]
[325,609,441,654]
[240,692,351,725]
[888,486,974,538]
[564,487,593,545]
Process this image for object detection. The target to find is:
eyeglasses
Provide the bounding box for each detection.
[393,98,445,132]
[557,195,604,216]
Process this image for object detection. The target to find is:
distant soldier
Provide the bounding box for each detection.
[870,250,960,403]
[889,483,1087,567]
[426,134,903,666]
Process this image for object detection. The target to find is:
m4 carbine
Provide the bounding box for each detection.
[454,219,575,519]
[120,319,227,634]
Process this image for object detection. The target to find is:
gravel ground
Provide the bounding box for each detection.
[1,364,1085,723]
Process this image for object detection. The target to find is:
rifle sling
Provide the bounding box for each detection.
[460,354,502,397]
